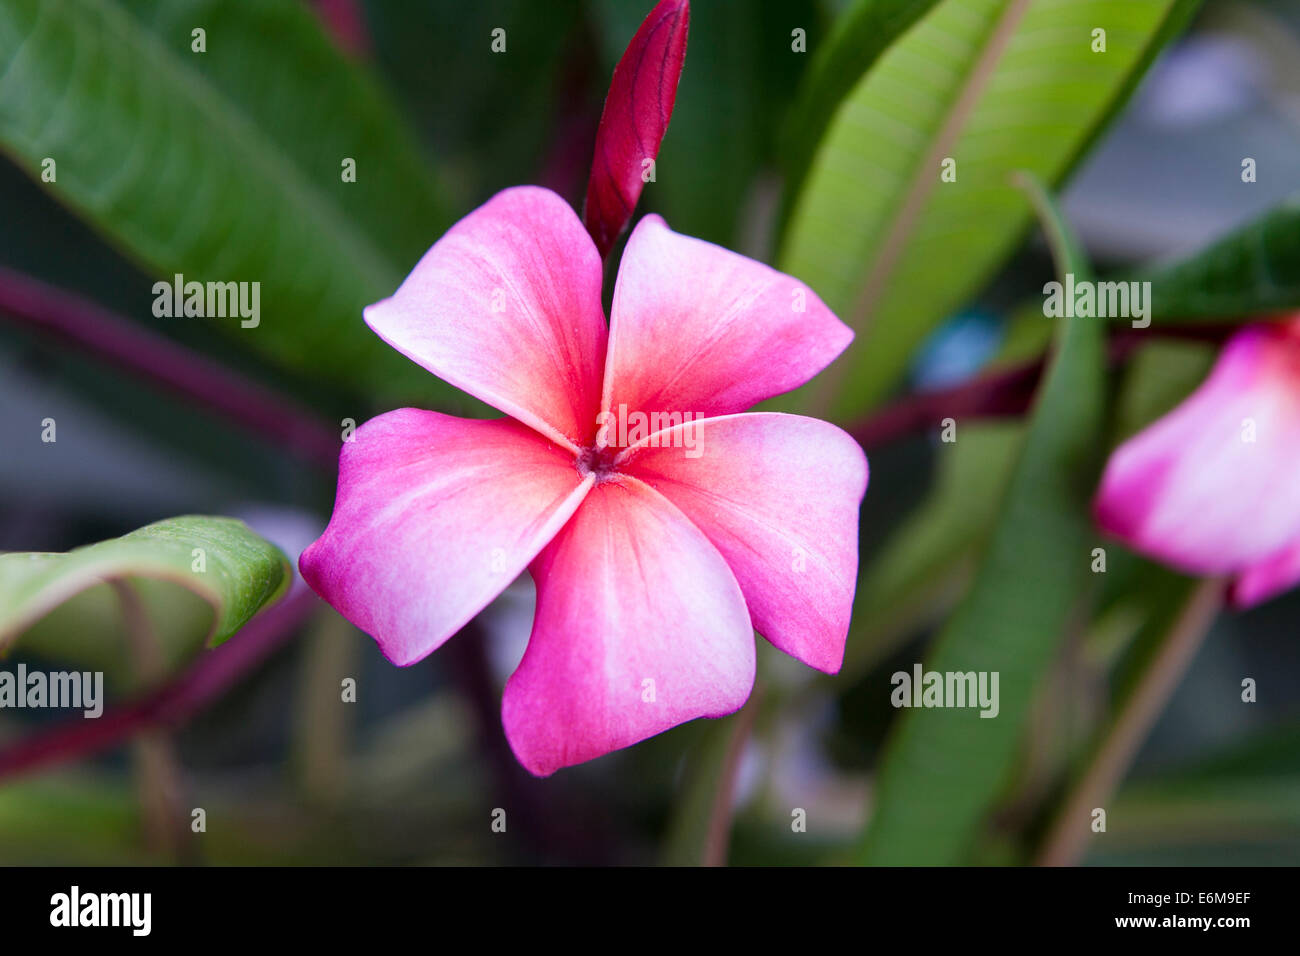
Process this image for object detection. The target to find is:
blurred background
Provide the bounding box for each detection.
[1,0,1299,865]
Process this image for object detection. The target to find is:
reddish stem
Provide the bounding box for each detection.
[0,267,340,471]
[849,360,1043,451]
[0,587,319,782]
[701,685,762,867]
[849,324,1235,451]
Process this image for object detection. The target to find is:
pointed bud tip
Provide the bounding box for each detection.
[582,0,691,258]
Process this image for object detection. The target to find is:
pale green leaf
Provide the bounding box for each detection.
[776,0,1194,418]
[858,175,1106,863]
[0,516,291,674]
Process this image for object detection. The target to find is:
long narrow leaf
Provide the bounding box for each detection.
[779,0,940,224]
[0,0,454,401]
[858,174,1106,863]
[777,0,1195,419]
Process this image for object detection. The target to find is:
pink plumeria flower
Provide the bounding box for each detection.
[300,186,867,776]
[1095,318,1300,607]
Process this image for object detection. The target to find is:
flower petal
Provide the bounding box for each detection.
[600,215,853,429]
[363,186,608,450]
[502,476,755,776]
[1232,539,1300,608]
[300,410,592,666]
[1095,323,1300,584]
[619,413,868,673]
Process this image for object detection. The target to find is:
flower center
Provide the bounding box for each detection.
[576,444,620,482]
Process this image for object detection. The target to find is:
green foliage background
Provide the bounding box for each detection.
[1,0,1298,865]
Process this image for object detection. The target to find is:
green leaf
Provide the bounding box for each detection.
[839,422,1022,685]
[0,0,454,401]
[0,516,291,673]
[858,175,1106,863]
[776,0,1195,418]
[1112,338,1215,441]
[779,0,940,224]
[365,0,582,208]
[1094,725,1300,862]
[837,295,1058,686]
[1141,192,1300,322]
[1033,572,1213,864]
[0,776,153,865]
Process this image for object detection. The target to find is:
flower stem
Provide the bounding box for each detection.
[110,579,193,859]
[848,324,1234,452]
[702,684,763,867]
[1035,579,1222,866]
[847,359,1043,451]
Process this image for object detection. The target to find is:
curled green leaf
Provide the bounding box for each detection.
[0,516,291,665]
